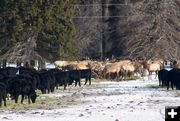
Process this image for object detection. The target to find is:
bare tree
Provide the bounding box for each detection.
[123,0,180,60]
[0,29,47,68]
[74,0,103,59]
[74,0,180,60]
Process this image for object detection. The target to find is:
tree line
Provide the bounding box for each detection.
[0,0,179,66]
[74,0,180,60]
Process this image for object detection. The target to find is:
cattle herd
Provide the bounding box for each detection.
[0,66,91,107]
[0,59,179,107]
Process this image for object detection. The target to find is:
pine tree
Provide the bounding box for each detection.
[0,0,79,63]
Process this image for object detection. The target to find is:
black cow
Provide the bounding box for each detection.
[39,69,56,94]
[158,68,180,90]
[19,67,41,90]
[54,71,69,90]
[48,68,62,89]
[6,67,18,76]
[47,69,57,92]
[158,69,169,87]
[8,75,37,103]
[39,71,50,94]
[19,66,31,74]
[0,67,18,78]
[80,69,92,85]
[0,82,7,107]
[20,79,37,104]
[8,77,21,103]
[69,70,81,87]
[0,68,7,76]
[168,68,180,90]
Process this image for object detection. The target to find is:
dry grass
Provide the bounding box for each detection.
[0,92,80,111]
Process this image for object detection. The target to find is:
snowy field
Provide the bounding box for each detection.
[0,76,180,121]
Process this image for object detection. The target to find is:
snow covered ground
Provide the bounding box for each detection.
[0,77,180,121]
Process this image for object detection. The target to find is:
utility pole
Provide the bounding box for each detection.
[100,0,103,60]
[100,0,108,61]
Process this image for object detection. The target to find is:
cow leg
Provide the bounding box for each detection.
[63,83,67,90]
[28,95,31,104]
[78,79,81,87]
[75,80,77,87]
[0,98,2,107]
[167,81,170,90]
[50,85,55,92]
[171,82,174,90]
[50,88,53,93]
[15,94,19,103]
[40,89,43,94]
[21,94,24,104]
[52,87,55,92]
[3,96,6,107]
[158,74,161,86]
[161,80,163,87]
[159,80,161,86]
[43,89,46,94]
[177,84,180,90]
[84,78,88,85]
[164,80,166,87]
[89,77,91,85]
[56,83,59,89]
[47,89,50,94]
[163,81,165,87]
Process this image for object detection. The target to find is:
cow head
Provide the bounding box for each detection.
[30,93,37,103]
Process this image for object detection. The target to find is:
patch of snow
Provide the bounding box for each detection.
[0,78,180,121]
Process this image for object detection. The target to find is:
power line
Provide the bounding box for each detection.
[73,3,129,7]
[73,15,152,19]
[73,16,128,19]
[73,2,177,19]
[73,2,174,7]
[73,1,179,59]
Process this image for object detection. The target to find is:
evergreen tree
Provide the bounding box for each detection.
[0,0,79,63]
